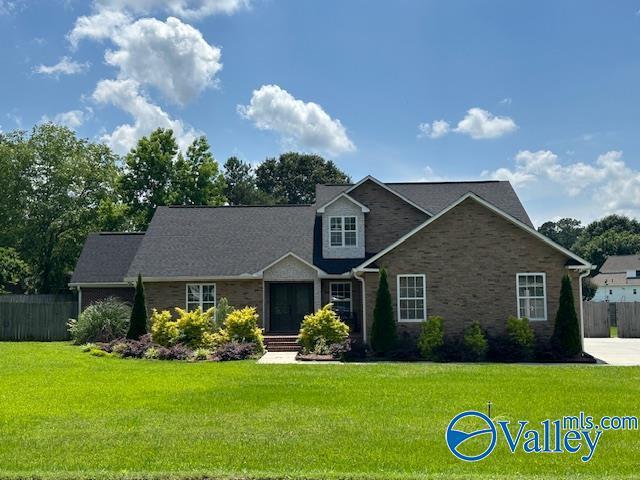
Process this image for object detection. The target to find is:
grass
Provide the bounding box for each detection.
[0,343,639,480]
[610,326,618,337]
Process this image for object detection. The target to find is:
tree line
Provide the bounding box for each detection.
[0,123,349,294]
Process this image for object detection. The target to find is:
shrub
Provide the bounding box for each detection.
[462,322,488,362]
[80,343,97,352]
[192,347,211,361]
[150,309,179,346]
[156,344,192,361]
[417,316,444,361]
[506,316,535,360]
[127,274,148,340]
[68,297,131,344]
[342,340,367,361]
[110,334,153,358]
[371,268,397,355]
[144,347,159,359]
[211,341,257,361]
[298,304,349,353]
[551,275,582,358]
[89,348,111,357]
[389,331,421,361]
[213,297,233,331]
[214,307,265,352]
[174,307,215,348]
[328,339,352,359]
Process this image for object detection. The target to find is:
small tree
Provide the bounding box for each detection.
[371,268,397,355]
[551,275,582,357]
[127,273,148,339]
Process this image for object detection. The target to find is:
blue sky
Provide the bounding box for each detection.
[1,0,639,226]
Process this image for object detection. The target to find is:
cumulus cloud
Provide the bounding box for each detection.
[482,149,640,215]
[94,0,248,19]
[238,84,356,155]
[68,9,131,47]
[454,108,518,139]
[92,78,199,154]
[418,107,517,140]
[45,110,88,129]
[34,57,89,76]
[417,120,450,139]
[103,16,222,104]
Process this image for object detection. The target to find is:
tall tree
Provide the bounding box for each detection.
[255,152,350,204]
[127,274,148,340]
[0,247,30,294]
[538,218,583,250]
[572,215,640,270]
[551,275,582,358]
[223,156,274,205]
[19,123,120,293]
[371,268,397,355]
[120,129,226,228]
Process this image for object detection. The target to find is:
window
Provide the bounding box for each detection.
[609,289,613,295]
[330,282,352,315]
[634,289,637,295]
[186,284,216,311]
[397,274,426,322]
[329,216,357,247]
[516,273,547,321]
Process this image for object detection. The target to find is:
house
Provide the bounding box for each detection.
[69,176,592,345]
[591,255,640,302]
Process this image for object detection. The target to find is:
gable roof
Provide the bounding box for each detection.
[599,255,640,273]
[356,193,592,271]
[315,180,533,226]
[70,233,144,285]
[345,176,432,215]
[125,205,318,280]
[316,192,370,213]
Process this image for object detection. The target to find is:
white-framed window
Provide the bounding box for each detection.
[186,284,216,311]
[329,216,357,247]
[516,273,547,321]
[330,282,352,315]
[397,274,426,322]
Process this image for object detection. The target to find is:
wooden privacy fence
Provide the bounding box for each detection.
[582,301,609,337]
[617,303,640,338]
[0,295,77,341]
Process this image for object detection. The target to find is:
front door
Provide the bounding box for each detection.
[269,283,314,332]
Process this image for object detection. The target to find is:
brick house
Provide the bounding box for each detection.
[69,176,592,345]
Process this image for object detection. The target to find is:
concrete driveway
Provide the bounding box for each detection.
[584,338,640,366]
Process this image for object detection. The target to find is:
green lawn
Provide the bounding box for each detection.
[0,343,638,480]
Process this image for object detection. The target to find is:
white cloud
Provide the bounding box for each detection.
[94,0,248,19]
[34,56,89,76]
[417,120,450,139]
[418,107,517,140]
[47,110,87,129]
[482,149,640,217]
[104,16,222,105]
[68,9,131,47]
[499,97,512,105]
[454,108,518,139]
[0,1,20,15]
[238,84,356,155]
[92,78,199,154]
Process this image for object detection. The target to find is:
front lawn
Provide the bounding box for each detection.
[0,343,638,479]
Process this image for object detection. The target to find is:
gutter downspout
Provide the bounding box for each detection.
[353,270,367,344]
[578,268,592,351]
[76,286,82,315]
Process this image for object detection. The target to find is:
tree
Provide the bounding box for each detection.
[538,218,583,250]
[223,156,274,205]
[582,277,597,301]
[16,123,120,293]
[575,230,640,271]
[120,130,226,229]
[255,152,350,204]
[551,275,582,358]
[371,268,397,355]
[127,274,148,339]
[0,130,31,248]
[0,247,30,294]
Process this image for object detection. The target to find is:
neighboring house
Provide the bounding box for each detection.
[70,176,592,344]
[592,255,640,302]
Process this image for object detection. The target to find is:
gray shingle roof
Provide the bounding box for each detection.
[315,180,533,226]
[125,205,317,279]
[70,233,144,284]
[599,255,640,273]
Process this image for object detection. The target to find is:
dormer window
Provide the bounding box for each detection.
[330,216,357,247]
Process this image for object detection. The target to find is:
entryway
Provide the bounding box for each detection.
[268,282,314,333]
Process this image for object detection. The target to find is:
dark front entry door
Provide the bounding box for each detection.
[269,283,314,332]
